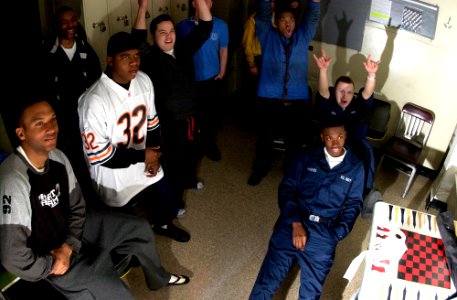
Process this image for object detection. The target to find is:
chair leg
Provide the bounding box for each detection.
[402,166,417,198]
[376,154,385,176]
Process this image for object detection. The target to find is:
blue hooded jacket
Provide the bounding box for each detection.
[255,0,320,101]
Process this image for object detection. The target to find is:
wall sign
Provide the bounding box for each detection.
[369,0,439,40]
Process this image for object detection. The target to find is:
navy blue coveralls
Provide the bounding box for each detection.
[250,147,364,300]
[316,88,375,191]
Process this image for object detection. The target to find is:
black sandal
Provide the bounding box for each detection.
[168,274,190,286]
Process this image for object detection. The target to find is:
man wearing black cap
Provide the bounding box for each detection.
[78,32,190,243]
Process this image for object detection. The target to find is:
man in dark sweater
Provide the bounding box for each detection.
[132,0,213,212]
[41,6,102,205]
[0,98,190,299]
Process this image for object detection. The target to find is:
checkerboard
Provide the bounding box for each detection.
[397,230,450,288]
[357,202,456,300]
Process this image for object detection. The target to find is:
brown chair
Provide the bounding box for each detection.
[380,102,435,198]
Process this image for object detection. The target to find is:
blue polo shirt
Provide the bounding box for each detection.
[177,16,229,81]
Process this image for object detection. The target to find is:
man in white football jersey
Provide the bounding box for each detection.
[78,32,189,242]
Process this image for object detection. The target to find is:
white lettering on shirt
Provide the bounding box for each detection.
[340,175,352,183]
[39,184,61,208]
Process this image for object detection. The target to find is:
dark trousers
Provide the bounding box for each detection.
[195,77,223,152]
[47,210,171,299]
[160,117,201,208]
[58,125,100,208]
[249,220,338,300]
[108,178,178,226]
[252,99,310,176]
[349,139,375,191]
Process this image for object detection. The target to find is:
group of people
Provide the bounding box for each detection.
[0,0,227,298]
[242,0,380,299]
[0,0,383,299]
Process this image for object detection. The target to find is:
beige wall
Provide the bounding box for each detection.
[3,0,454,167]
[306,0,457,169]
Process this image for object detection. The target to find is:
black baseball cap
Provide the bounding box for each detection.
[107,32,138,57]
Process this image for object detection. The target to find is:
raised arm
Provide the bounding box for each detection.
[194,0,212,22]
[134,0,148,30]
[296,0,321,40]
[313,48,332,99]
[361,55,380,100]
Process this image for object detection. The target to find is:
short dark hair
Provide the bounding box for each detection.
[319,117,346,133]
[335,76,355,89]
[54,5,74,20]
[150,14,175,35]
[274,4,296,22]
[15,94,51,128]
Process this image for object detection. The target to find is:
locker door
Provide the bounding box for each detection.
[107,0,133,35]
[82,0,110,69]
[151,0,171,19]
[171,0,189,24]
[130,0,154,44]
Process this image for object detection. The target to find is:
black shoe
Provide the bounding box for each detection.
[205,146,221,161]
[247,172,264,186]
[154,223,190,243]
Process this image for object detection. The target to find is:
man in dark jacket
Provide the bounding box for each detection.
[41,6,102,204]
[132,0,213,213]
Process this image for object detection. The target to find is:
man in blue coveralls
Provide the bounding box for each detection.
[249,118,364,300]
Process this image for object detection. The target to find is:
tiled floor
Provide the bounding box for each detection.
[124,116,437,300]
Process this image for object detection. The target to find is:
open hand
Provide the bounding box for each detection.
[363,54,381,75]
[313,48,332,70]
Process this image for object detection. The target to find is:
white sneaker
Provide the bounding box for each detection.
[177,208,186,218]
[194,181,204,190]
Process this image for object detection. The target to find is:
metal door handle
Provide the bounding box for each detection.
[92,21,106,32]
[116,15,129,26]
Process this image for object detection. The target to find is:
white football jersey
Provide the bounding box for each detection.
[78,71,163,207]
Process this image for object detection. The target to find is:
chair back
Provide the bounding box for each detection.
[366,98,391,141]
[394,102,434,148]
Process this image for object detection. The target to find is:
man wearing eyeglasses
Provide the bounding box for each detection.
[78,32,191,244]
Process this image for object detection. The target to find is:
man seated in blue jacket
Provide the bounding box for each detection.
[249,118,364,300]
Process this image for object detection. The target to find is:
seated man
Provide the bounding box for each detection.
[249,118,364,300]
[313,48,381,195]
[0,98,189,300]
[78,32,189,242]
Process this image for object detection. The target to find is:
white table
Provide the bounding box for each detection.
[357,202,455,300]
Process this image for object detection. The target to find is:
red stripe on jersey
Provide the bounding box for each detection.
[88,145,113,163]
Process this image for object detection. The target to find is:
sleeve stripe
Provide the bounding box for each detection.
[147,115,159,130]
[87,144,115,165]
